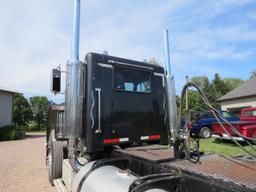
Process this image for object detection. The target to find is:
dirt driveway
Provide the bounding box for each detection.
[0,133,54,192]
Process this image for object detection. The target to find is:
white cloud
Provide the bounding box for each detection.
[0,0,255,102]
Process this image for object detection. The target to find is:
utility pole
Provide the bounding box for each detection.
[185,75,189,111]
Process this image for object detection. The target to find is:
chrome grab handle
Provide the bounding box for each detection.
[95,88,102,133]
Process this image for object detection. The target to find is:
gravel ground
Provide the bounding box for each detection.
[0,133,54,192]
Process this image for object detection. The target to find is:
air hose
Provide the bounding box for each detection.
[176,82,201,163]
[177,82,256,161]
[190,83,256,155]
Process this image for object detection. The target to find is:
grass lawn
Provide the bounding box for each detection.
[200,138,256,157]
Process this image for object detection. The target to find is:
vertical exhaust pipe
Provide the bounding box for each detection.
[164,29,171,75]
[71,0,81,62]
[65,0,83,171]
[163,29,177,144]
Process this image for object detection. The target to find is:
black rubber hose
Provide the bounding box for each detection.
[179,82,256,158]
[212,110,256,152]
[190,82,256,142]
[189,83,256,153]
[177,82,201,163]
[212,112,256,158]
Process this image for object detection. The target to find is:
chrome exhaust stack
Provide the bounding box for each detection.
[64,0,83,171]
[163,29,177,144]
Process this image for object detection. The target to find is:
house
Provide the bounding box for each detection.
[218,78,256,116]
[0,87,18,127]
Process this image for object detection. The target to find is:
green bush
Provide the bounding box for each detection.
[0,125,24,141]
[26,122,45,132]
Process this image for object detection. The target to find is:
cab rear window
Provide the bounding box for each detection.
[222,111,231,118]
[114,67,151,93]
[244,110,256,117]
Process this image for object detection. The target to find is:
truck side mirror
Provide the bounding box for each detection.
[51,68,61,93]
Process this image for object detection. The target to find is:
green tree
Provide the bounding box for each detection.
[178,90,203,116]
[205,73,227,109]
[250,70,256,79]
[182,74,244,112]
[212,73,228,95]
[13,94,32,126]
[187,90,203,111]
[223,78,244,92]
[190,76,210,111]
[29,96,49,130]
[191,76,208,89]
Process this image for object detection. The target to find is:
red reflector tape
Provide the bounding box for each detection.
[104,138,129,144]
[141,135,161,140]
[149,135,160,140]
[104,138,120,144]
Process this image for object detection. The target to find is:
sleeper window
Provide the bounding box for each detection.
[114,67,151,93]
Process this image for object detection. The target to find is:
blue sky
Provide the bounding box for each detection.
[0,0,255,103]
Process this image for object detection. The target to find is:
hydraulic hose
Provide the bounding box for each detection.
[177,83,201,163]
[212,112,256,158]
[210,110,256,152]
[178,82,256,159]
[195,82,256,157]
[188,83,256,153]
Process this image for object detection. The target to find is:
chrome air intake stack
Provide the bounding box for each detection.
[64,0,83,171]
[163,29,177,144]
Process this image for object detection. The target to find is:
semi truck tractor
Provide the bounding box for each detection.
[46,1,256,192]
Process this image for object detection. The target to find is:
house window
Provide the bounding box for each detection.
[114,67,151,93]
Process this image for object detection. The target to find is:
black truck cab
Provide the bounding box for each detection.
[84,53,168,154]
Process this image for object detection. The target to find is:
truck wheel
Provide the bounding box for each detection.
[200,127,212,138]
[47,133,63,185]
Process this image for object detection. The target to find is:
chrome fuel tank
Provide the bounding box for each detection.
[72,161,167,192]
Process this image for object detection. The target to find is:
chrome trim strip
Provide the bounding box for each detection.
[154,72,165,87]
[90,91,95,130]
[95,88,102,133]
[98,63,113,68]
[108,60,154,70]
[163,95,167,127]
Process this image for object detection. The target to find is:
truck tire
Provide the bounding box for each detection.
[47,132,63,185]
[200,126,212,138]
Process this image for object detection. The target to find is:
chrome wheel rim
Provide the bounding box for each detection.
[202,128,210,138]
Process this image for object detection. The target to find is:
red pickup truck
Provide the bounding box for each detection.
[212,107,256,141]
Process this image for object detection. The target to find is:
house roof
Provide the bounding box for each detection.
[0,87,19,94]
[218,78,256,101]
